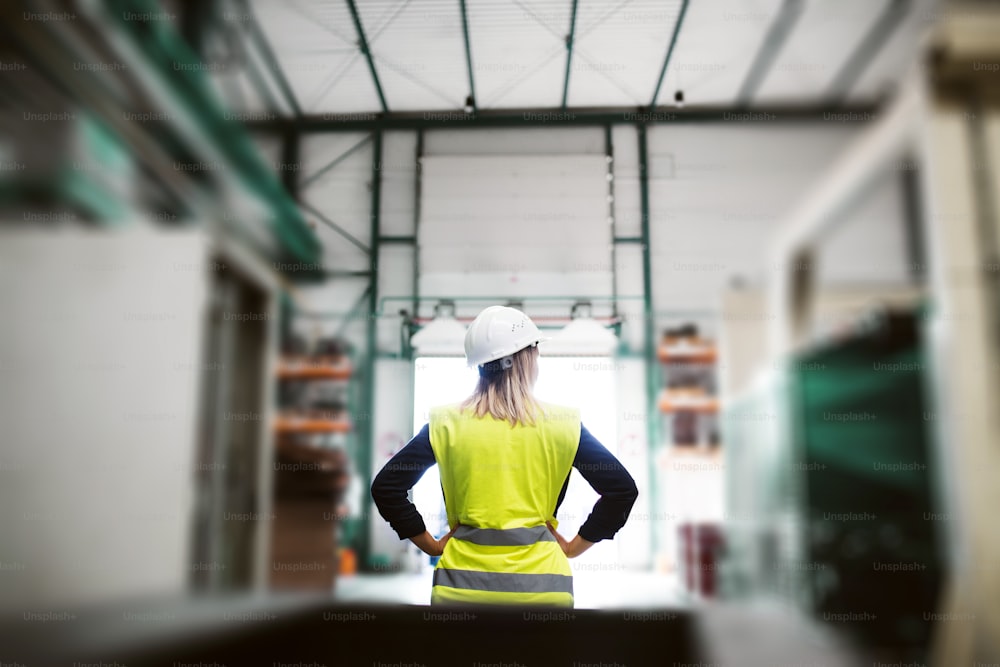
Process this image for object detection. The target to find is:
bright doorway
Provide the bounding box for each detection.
[410,355,621,577]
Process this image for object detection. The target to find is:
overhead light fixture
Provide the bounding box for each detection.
[464,95,475,114]
[410,300,467,356]
[542,301,618,356]
[571,302,593,320]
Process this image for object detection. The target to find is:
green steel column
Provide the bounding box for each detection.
[637,123,659,556]
[413,130,424,322]
[280,128,299,198]
[360,130,383,568]
[606,124,618,319]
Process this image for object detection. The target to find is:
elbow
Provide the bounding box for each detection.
[622,471,639,506]
[626,480,639,508]
[370,469,388,505]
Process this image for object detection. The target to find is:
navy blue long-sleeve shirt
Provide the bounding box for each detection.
[371,423,638,543]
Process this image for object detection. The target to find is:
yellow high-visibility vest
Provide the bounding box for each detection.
[428,401,581,606]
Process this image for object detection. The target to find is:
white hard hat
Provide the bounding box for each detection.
[464,306,549,368]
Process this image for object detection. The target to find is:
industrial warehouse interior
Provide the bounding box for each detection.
[1,0,999,665]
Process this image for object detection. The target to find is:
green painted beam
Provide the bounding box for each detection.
[561,0,580,109]
[650,0,690,108]
[103,0,321,266]
[345,0,388,113]
[459,0,477,111]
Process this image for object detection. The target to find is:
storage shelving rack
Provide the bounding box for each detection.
[655,321,725,597]
[270,340,356,590]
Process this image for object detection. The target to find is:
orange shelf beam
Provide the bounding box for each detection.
[658,345,717,364]
[274,418,353,434]
[277,361,352,380]
[658,391,719,414]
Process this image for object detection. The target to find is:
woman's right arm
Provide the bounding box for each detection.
[370,424,437,540]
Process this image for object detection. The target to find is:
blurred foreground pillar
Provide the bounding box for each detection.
[919,3,1000,664]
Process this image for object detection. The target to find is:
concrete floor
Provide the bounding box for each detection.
[334,570,684,608]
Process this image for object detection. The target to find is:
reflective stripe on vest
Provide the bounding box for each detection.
[453,524,555,547]
[433,568,574,595]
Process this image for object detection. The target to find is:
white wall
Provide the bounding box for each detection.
[0,229,210,607]
[288,122,912,352]
[647,122,913,317]
[419,154,613,298]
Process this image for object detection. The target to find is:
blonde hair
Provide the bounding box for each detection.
[461,344,541,427]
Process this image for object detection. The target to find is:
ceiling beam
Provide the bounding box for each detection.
[650,0,690,108]
[240,0,304,118]
[825,0,911,106]
[459,0,477,111]
[345,0,388,112]
[247,104,879,133]
[736,0,805,107]
[561,0,580,109]
[243,47,284,114]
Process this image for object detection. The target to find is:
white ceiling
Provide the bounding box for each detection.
[230,0,940,116]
